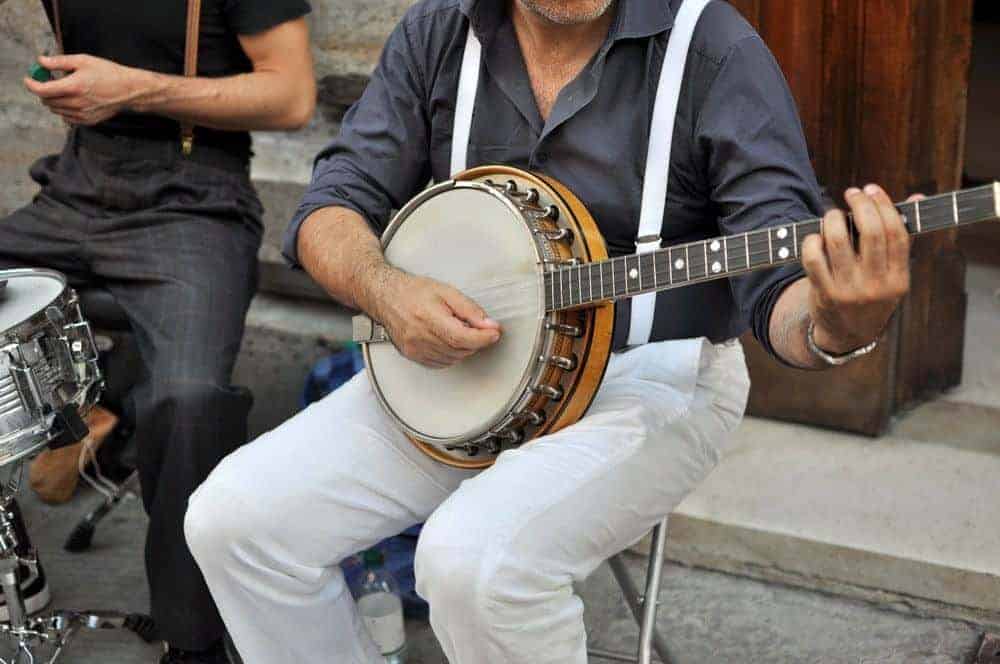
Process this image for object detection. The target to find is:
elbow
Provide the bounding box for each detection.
[281,94,316,131]
[282,84,316,131]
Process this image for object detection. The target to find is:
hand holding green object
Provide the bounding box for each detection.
[28,63,52,83]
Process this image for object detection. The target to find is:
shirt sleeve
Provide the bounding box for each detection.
[223,0,311,36]
[695,34,825,361]
[282,18,432,267]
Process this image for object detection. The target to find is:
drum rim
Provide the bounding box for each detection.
[0,268,70,337]
[363,179,551,445]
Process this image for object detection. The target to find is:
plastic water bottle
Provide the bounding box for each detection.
[353,549,407,663]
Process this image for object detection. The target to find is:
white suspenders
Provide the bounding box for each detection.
[450,0,712,345]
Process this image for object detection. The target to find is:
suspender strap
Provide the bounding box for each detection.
[47,0,201,155]
[450,24,482,176]
[50,0,63,54]
[450,2,712,346]
[626,0,711,346]
[181,0,202,155]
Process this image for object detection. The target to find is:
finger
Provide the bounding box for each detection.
[38,54,87,73]
[436,315,501,352]
[23,74,79,99]
[820,207,856,279]
[864,184,911,274]
[442,287,501,330]
[800,233,836,296]
[847,187,888,276]
[905,193,926,203]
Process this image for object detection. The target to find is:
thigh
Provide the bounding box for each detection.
[423,340,750,579]
[0,197,90,283]
[94,208,261,382]
[199,373,475,567]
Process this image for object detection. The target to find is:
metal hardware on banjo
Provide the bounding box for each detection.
[1,269,102,468]
[354,167,1000,468]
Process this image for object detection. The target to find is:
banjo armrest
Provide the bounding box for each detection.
[352,315,388,344]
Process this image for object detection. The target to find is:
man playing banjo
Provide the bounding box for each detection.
[186,0,914,661]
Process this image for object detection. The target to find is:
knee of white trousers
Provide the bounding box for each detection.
[415,514,582,658]
[185,474,259,574]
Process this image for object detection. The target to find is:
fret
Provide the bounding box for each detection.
[724,235,748,272]
[770,224,794,262]
[599,261,605,300]
[702,242,709,278]
[685,245,691,282]
[767,227,774,263]
[610,259,616,297]
[625,255,639,294]
[651,249,658,288]
[914,199,922,232]
[744,232,750,269]
[557,268,564,308]
[952,191,959,226]
[669,246,685,284]
[792,224,798,258]
[549,272,555,309]
[721,238,729,272]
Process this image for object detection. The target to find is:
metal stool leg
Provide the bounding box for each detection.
[589,518,678,663]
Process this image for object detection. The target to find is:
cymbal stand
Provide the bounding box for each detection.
[0,462,148,664]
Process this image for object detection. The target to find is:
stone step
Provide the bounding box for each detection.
[645,263,1000,629]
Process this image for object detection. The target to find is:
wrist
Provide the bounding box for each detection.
[810,323,863,356]
[125,68,166,113]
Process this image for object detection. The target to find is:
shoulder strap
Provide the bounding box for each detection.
[627,0,712,346]
[181,0,202,155]
[450,23,482,177]
[50,0,63,54]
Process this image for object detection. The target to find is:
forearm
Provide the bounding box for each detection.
[297,206,398,320]
[127,67,314,131]
[768,277,827,370]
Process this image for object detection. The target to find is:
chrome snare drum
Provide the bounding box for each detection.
[0,269,102,466]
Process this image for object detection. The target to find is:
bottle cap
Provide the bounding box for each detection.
[362,549,384,567]
[28,63,52,83]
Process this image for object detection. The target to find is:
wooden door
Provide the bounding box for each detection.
[728,0,974,434]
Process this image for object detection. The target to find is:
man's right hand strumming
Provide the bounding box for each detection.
[297,206,501,369]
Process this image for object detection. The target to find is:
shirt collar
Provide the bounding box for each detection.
[458,0,676,44]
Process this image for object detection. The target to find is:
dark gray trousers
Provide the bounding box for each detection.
[0,127,262,650]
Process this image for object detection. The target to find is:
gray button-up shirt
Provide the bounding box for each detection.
[284,0,824,355]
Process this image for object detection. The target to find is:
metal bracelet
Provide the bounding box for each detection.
[806,320,878,366]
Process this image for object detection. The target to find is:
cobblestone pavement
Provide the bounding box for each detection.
[1,485,985,664]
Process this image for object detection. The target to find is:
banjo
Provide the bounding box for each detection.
[353,166,1000,468]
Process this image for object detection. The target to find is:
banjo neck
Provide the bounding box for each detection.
[544,183,1000,312]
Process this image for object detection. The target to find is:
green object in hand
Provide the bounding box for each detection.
[28,63,52,83]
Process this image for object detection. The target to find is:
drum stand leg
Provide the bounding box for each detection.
[0,464,150,664]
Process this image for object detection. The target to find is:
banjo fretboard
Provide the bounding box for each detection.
[543,183,999,312]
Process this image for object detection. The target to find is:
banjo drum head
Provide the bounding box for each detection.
[0,269,66,334]
[366,183,545,443]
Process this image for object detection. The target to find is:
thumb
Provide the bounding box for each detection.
[38,54,86,72]
[443,288,500,331]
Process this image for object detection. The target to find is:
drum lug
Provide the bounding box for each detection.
[500,428,525,445]
[543,258,579,267]
[534,227,573,243]
[544,354,578,371]
[545,322,582,337]
[522,410,546,427]
[531,384,564,401]
[531,205,560,222]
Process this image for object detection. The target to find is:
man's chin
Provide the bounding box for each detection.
[515,0,616,25]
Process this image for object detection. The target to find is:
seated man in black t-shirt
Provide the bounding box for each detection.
[2,1,314,662]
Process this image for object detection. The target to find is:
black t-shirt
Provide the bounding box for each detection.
[43,0,311,160]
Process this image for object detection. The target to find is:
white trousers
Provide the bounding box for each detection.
[185,338,750,664]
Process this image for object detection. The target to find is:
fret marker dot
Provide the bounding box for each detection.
[629,268,638,279]
[710,240,721,252]
[674,258,685,270]
[778,247,790,259]
[777,227,788,240]
[711,261,722,274]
